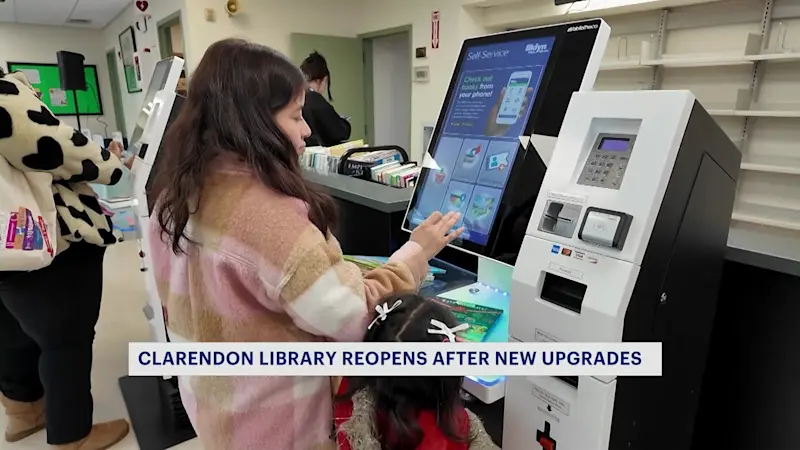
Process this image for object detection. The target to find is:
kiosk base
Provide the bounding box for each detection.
[434,258,513,403]
[463,375,507,404]
[119,376,196,450]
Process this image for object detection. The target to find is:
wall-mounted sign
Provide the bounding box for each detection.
[431,11,440,49]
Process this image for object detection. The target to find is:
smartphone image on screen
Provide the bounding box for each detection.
[495,70,533,126]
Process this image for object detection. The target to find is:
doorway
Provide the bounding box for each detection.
[363,29,412,152]
[106,49,126,135]
[157,13,187,95]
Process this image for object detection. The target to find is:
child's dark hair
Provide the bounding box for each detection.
[299,51,333,102]
[339,292,471,449]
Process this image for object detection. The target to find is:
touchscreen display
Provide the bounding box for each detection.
[406,36,555,246]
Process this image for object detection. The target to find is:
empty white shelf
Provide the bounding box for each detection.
[732,213,800,231]
[739,109,800,118]
[708,109,800,118]
[661,52,800,66]
[741,156,800,176]
[645,54,751,68]
[600,59,648,70]
[732,200,800,232]
[708,109,737,116]
[737,197,800,213]
[746,52,800,63]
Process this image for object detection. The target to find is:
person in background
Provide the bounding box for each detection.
[299,51,352,147]
[0,69,130,449]
[148,38,463,450]
[334,292,499,450]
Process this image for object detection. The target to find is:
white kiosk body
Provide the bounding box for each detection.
[503,90,741,450]
[129,57,184,344]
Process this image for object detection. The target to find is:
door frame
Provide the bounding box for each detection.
[358,25,413,150]
[105,49,126,136]
[157,12,183,59]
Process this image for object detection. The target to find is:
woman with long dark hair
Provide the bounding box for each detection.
[148,38,463,449]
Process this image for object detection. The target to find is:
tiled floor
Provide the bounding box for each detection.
[0,241,201,450]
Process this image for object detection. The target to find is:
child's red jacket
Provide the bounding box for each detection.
[333,377,472,450]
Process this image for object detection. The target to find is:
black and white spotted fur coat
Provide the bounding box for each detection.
[0,71,125,253]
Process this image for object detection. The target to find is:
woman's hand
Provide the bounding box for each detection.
[410,211,465,261]
[108,141,134,169]
[108,141,124,159]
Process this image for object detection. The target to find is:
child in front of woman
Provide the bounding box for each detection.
[333,293,499,450]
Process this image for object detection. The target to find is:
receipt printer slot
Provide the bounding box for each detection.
[541,272,587,314]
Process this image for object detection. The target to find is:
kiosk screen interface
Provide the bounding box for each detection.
[407,36,555,246]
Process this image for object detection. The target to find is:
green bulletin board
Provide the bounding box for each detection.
[6,62,104,116]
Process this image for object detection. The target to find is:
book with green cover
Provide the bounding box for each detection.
[344,255,446,277]
[428,297,504,343]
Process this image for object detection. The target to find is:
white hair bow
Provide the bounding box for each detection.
[367,300,403,330]
[428,319,470,342]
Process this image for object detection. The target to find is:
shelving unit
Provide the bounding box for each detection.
[601,32,800,71]
[592,0,800,261]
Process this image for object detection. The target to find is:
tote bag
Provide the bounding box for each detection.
[0,155,58,271]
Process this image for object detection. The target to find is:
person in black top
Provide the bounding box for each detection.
[299,51,352,147]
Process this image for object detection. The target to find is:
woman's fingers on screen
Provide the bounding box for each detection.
[426,211,444,225]
[422,211,442,229]
[448,227,466,242]
[439,212,460,234]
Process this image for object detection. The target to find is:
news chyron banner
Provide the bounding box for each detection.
[129,342,662,377]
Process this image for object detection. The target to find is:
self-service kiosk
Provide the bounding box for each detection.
[128,56,185,344]
[403,19,610,403]
[502,90,741,450]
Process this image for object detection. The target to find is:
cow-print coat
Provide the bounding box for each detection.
[0,71,125,253]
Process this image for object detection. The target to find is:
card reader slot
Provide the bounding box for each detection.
[541,272,587,314]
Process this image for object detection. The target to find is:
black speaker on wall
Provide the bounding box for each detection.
[56,50,86,91]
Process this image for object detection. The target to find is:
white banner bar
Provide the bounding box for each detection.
[129,342,662,377]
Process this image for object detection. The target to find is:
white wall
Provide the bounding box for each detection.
[180,0,362,72]
[372,32,412,151]
[0,23,117,135]
[358,0,488,160]
[168,0,485,160]
[102,0,186,138]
